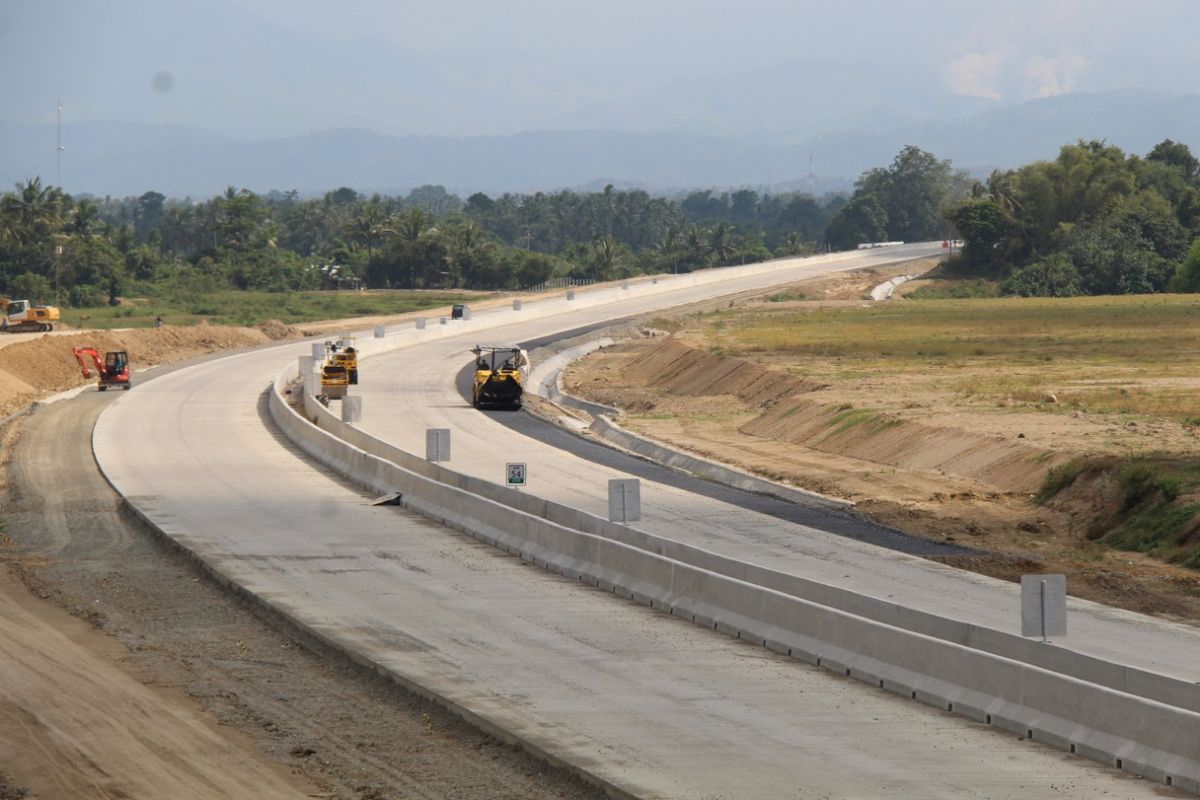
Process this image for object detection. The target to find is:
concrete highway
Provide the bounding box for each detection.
[93,247,1180,798]
[351,257,1200,689]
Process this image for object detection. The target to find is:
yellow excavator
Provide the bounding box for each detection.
[1,298,60,332]
[471,345,528,410]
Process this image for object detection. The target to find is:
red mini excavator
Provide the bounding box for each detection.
[73,347,131,391]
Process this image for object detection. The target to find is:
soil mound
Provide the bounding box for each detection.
[624,339,826,407]
[618,339,1065,495]
[0,326,277,418]
[742,399,1064,494]
[257,319,301,340]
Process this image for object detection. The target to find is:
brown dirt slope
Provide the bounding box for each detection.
[562,261,1200,622]
[623,339,827,406]
[623,339,1065,494]
[0,562,317,799]
[744,397,1064,494]
[0,323,295,418]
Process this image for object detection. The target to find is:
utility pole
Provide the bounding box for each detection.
[56,96,65,187]
[54,96,66,304]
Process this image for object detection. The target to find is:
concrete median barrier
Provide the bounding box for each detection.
[292,351,1200,724]
[267,246,1200,790]
[270,367,1200,793]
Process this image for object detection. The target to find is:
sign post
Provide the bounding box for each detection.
[506,463,527,490]
[425,428,451,462]
[1021,574,1067,641]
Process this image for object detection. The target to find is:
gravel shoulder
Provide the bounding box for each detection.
[0,367,601,799]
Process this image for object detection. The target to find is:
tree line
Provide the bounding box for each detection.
[4,137,1198,307]
[947,139,1200,296]
[0,176,857,306]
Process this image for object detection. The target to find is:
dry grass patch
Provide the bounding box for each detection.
[566,278,1200,616]
[699,294,1200,424]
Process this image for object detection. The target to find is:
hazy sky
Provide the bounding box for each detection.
[230,0,1199,98]
[2,0,1198,137]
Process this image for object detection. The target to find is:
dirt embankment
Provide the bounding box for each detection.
[617,340,1066,494]
[564,266,1200,622]
[0,322,299,418]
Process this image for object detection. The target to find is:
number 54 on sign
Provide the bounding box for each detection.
[506,462,527,488]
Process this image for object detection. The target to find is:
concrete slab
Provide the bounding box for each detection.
[92,247,1184,798]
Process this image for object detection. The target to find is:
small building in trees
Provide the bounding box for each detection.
[317,264,362,291]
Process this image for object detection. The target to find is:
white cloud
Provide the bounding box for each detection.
[945,51,1005,99]
[1024,55,1089,98]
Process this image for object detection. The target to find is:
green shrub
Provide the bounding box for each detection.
[6,272,53,303]
[1001,253,1083,297]
[1035,458,1086,503]
[905,279,998,299]
[1105,503,1200,555]
[69,283,107,307]
[1118,461,1157,507]
[1158,474,1183,502]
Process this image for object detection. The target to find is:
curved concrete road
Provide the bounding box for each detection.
[94,248,1176,798]
[351,264,1200,689]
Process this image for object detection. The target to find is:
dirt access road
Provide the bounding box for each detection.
[0,355,601,798]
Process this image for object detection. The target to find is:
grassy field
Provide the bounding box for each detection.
[676,291,1200,570]
[58,289,485,329]
[697,294,1200,421]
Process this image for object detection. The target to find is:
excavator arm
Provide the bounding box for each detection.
[73,347,103,379]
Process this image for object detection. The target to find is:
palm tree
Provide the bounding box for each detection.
[159,205,196,256]
[600,183,616,236]
[0,211,15,246]
[396,207,430,243]
[68,198,100,238]
[444,220,485,288]
[986,170,1023,217]
[591,234,617,281]
[1,177,65,245]
[393,208,431,288]
[680,223,706,270]
[781,231,804,256]
[707,221,737,265]
[343,200,395,260]
[658,224,682,273]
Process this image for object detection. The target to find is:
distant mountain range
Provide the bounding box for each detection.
[2,89,1197,199]
[3,0,1199,199]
